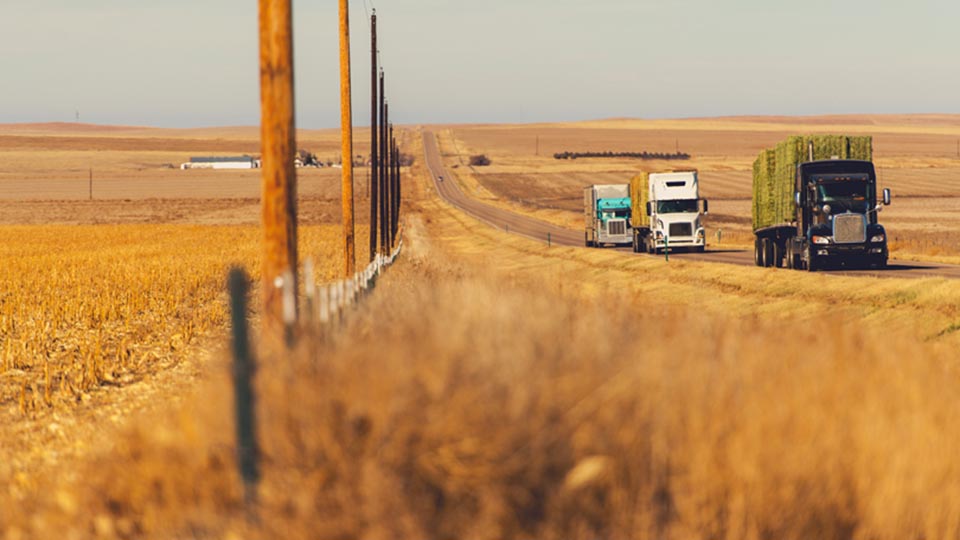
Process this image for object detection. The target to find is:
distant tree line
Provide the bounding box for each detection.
[553,150,691,161]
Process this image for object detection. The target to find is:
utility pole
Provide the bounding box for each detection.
[258,0,298,336]
[395,136,401,231]
[393,134,400,240]
[383,104,392,251]
[88,168,93,200]
[369,12,379,262]
[535,135,539,156]
[379,77,388,254]
[388,125,395,247]
[338,0,356,276]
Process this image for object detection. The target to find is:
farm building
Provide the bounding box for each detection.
[181,156,260,170]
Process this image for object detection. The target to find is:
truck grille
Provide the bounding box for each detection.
[833,213,866,244]
[669,223,692,238]
[607,220,626,235]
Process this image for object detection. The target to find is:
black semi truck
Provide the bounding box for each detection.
[752,136,891,271]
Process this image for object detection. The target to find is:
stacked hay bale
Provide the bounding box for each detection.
[630,173,651,229]
[752,135,873,231]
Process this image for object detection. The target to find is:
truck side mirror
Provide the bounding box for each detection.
[794,192,801,206]
[883,188,891,206]
[645,202,652,216]
[702,199,709,215]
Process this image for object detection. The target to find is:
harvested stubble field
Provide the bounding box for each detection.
[436,115,960,261]
[0,224,365,493]
[4,120,960,539]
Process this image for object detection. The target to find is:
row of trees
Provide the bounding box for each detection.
[554,150,691,161]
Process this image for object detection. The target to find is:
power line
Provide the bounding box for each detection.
[360,0,370,24]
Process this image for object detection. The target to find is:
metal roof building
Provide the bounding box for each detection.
[181,156,259,170]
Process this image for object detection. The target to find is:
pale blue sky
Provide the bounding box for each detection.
[1,0,958,127]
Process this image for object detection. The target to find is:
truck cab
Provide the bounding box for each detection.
[645,171,707,253]
[791,160,891,270]
[584,184,632,247]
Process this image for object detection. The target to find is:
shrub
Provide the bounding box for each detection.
[469,154,492,167]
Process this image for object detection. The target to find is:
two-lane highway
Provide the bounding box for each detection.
[422,130,960,280]
[423,131,582,246]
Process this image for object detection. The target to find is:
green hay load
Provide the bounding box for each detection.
[630,173,650,228]
[752,135,873,231]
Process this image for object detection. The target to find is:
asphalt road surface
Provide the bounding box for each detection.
[422,131,960,280]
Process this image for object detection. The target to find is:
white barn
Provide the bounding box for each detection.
[181,156,260,170]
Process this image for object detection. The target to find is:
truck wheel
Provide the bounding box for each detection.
[585,233,593,248]
[754,238,762,267]
[787,243,801,270]
[806,248,818,272]
[772,241,784,268]
[761,238,774,267]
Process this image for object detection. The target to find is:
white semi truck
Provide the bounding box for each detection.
[630,170,708,253]
[584,184,631,247]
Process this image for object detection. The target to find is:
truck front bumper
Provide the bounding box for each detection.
[655,231,706,249]
[812,242,888,263]
[598,233,632,245]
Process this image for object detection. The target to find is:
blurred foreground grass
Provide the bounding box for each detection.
[5,210,960,539]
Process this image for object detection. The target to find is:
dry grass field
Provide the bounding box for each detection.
[3,117,960,539]
[5,152,960,538]
[435,115,960,261]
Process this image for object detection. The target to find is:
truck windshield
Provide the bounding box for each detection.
[602,210,629,221]
[817,180,872,212]
[656,200,698,213]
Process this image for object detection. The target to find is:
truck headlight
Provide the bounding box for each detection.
[870,234,885,243]
[696,229,705,239]
[812,235,831,245]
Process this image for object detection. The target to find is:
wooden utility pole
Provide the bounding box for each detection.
[395,136,401,231]
[338,0,356,275]
[394,135,401,236]
[379,77,388,254]
[88,168,93,200]
[369,12,379,262]
[382,103,392,251]
[258,0,298,334]
[386,126,394,248]
[390,128,398,243]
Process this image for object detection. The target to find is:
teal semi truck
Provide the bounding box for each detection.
[584,184,631,247]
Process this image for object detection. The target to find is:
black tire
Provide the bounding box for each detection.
[585,233,594,248]
[806,247,818,272]
[761,238,774,267]
[772,240,784,268]
[754,238,762,267]
[787,243,801,270]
